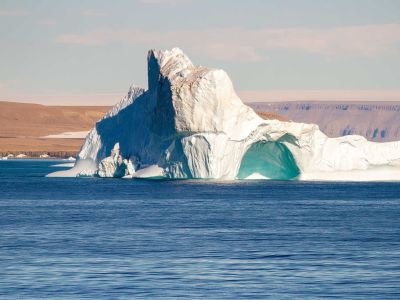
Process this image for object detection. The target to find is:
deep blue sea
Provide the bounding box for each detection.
[0,160,399,299]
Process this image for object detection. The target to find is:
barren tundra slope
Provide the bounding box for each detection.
[0,101,109,153]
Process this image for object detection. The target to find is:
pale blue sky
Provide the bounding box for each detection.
[0,0,399,104]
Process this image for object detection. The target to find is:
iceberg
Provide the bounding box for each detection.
[49,48,400,181]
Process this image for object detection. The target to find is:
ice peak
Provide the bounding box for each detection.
[147,48,194,90]
[147,47,191,66]
[103,84,145,119]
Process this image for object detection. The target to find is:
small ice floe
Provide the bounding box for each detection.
[50,163,75,168]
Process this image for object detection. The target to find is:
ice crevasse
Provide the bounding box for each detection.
[48,48,400,181]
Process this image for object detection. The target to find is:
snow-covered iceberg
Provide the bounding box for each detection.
[48,48,400,181]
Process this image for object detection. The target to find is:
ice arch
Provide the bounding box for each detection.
[237,141,300,180]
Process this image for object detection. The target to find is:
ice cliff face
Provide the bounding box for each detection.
[49,48,400,181]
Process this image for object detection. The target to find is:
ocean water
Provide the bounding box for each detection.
[0,160,399,299]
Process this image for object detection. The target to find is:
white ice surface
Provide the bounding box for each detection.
[244,173,270,180]
[47,159,97,177]
[50,163,75,168]
[131,165,164,179]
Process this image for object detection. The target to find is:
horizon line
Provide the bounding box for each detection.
[1,89,400,106]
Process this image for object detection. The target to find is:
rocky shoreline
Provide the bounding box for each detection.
[0,151,77,159]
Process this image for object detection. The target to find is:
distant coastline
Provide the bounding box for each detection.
[1,151,78,160]
[249,101,400,142]
[2,99,400,159]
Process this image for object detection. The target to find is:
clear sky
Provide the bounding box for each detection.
[0,0,399,105]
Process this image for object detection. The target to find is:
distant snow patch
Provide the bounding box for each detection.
[42,131,89,139]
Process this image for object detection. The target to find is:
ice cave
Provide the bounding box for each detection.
[237,142,300,180]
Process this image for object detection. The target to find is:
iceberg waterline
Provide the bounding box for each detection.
[48,48,400,181]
